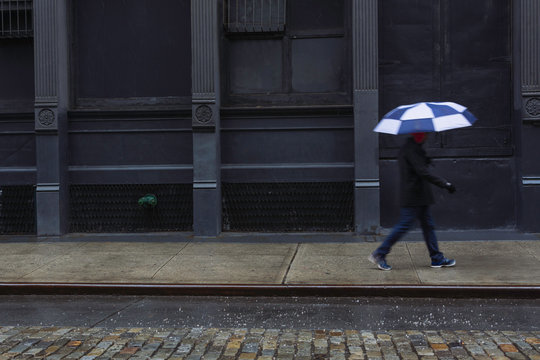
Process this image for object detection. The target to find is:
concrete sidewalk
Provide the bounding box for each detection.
[0,232,539,295]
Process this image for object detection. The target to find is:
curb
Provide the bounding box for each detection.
[1,283,539,298]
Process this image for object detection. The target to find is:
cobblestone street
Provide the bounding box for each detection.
[0,326,539,360]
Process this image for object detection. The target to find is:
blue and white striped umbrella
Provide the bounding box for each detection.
[373,102,477,135]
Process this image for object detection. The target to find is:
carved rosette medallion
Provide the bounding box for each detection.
[195,105,213,124]
[525,98,540,117]
[38,109,55,126]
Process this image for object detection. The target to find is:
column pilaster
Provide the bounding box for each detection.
[191,0,222,236]
[521,0,540,107]
[352,0,380,234]
[33,0,69,235]
[519,0,540,231]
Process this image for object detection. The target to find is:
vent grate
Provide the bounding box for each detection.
[224,0,286,33]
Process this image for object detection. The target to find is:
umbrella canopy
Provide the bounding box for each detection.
[373,102,477,135]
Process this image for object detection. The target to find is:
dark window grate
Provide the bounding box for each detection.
[0,185,36,234]
[70,184,193,233]
[224,0,286,33]
[222,182,354,232]
[0,0,33,39]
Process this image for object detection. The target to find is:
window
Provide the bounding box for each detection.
[74,0,191,108]
[0,0,33,39]
[224,0,351,106]
[0,0,34,110]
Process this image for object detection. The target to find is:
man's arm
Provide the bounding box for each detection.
[407,149,455,192]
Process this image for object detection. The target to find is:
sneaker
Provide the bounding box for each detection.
[368,253,392,271]
[431,258,456,268]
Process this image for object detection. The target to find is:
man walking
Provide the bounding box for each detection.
[369,132,456,271]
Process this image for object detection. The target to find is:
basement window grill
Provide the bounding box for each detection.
[0,186,36,234]
[69,184,193,233]
[224,0,286,33]
[0,0,33,39]
[222,182,354,232]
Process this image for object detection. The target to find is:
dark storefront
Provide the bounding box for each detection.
[0,0,539,236]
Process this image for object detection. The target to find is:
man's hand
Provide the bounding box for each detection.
[445,182,456,194]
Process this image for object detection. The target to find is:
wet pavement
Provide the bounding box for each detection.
[0,325,539,360]
[0,295,539,359]
[1,232,538,358]
[1,296,539,331]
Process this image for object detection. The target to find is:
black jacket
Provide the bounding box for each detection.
[399,137,449,207]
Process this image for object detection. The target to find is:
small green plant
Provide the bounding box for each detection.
[138,194,157,209]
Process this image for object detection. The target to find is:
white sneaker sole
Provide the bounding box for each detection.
[431,261,456,268]
[368,254,392,271]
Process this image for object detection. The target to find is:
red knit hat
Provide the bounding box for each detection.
[412,132,427,143]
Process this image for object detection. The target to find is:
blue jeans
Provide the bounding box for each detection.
[374,206,444,262]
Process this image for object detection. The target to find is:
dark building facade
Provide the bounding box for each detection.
[0,0,539,236]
